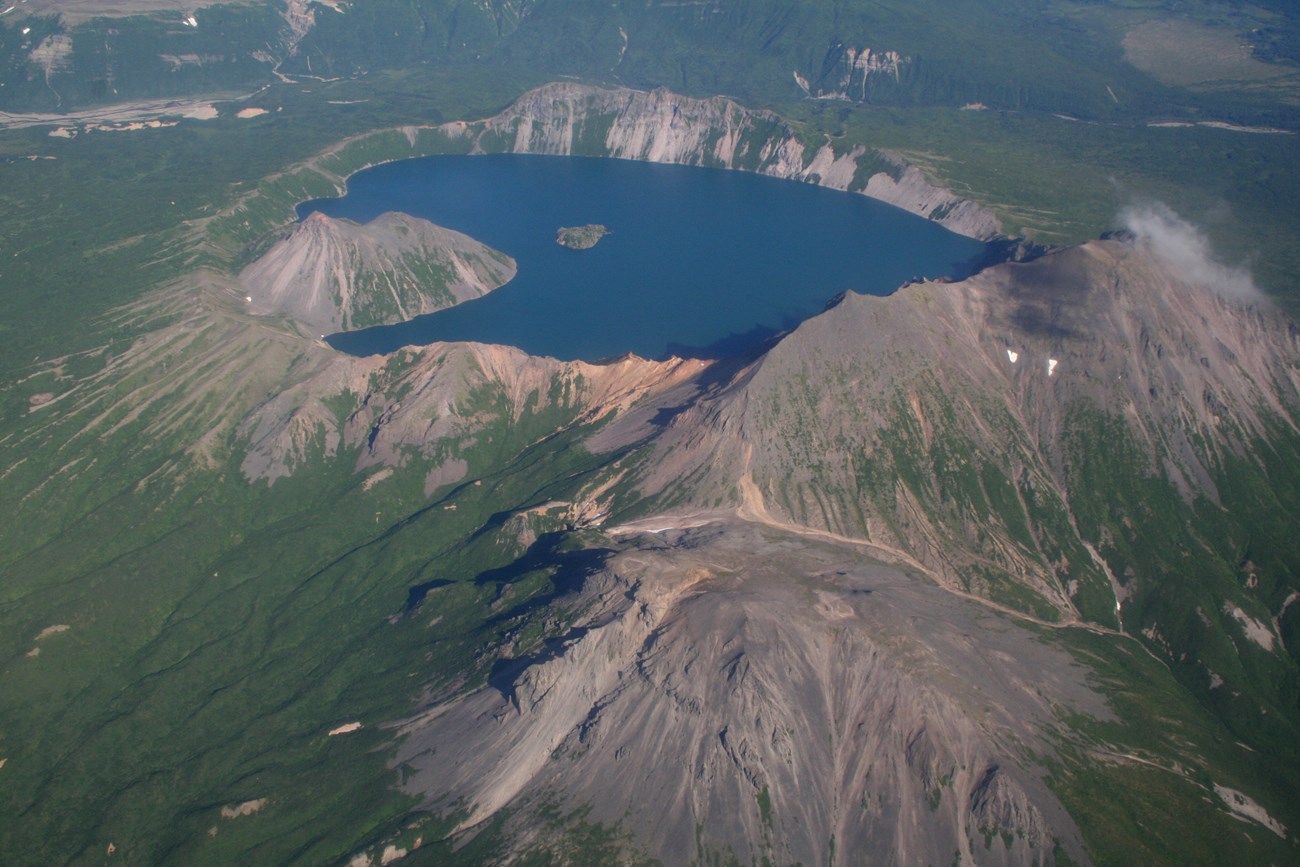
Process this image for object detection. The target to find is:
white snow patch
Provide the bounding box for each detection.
[1223,603,1277,651]
[1214,784,1288,838]
[1047,358,1058,376]
[1006,349,1019,364]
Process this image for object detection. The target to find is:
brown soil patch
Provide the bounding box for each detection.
[220,798,267,819]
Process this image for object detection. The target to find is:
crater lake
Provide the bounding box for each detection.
[300,154,989,361]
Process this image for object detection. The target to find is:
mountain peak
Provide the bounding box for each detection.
[593,238,1299,627]
[239,211,516,335]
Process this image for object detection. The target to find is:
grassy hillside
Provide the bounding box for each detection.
[0,1,1298,863]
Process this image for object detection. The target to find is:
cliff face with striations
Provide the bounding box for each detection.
[464,82,1002,240]
[794,43,910,101]
[239,210,515,335]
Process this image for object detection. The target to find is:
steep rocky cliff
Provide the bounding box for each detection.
[795,43,909,101]
[463,82,1001,240]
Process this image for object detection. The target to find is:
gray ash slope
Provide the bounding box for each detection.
[380,234,1300,864]
[240,210,516,335]
[399,521,1099,867]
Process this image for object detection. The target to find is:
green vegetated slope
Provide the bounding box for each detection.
[7,113,1298,862]
[0,0,1298,864]
[0,296,639,862]
[0,4,283,109]
[5,0,1297,122]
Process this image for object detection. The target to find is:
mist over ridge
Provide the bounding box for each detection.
[1121,202,1261,301]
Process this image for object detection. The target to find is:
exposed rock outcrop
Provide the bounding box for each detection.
[865,152,1003,241]
[236,340,706,484]
[239,211,515,335]
[795,43,909,102]
[398,521,1098,866]
[466,82,1001,240]
[380,233,1300,862]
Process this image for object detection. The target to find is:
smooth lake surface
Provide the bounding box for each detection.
[301,155,988,361]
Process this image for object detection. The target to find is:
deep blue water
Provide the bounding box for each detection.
[300,154,987,361]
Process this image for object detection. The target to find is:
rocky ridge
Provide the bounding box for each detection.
[582,238,1295,632]
[397,521,1098,866]
[237,339,704,485]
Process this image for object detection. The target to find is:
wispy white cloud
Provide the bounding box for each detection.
[1120,203,1258,301]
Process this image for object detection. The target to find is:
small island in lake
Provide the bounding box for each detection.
[556,223,609,249]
